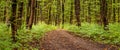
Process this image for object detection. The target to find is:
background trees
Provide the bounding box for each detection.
[0,0,120,28]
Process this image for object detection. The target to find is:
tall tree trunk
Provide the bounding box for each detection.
[87,1,91,23]
[113,0,116,22]
[26,0,31,28]
[11,0,17,43]
[28,0,35,29]
[70,1,73,24]
[56,0,61,26]
[48,6,51,24]
[74,0,81,26]
[62,0,65,28]
[4,6,7,23]
[108,0,112,23]
[82,0,85,22]
[100,0,108,30]
[118,0,120,22]
[18,2,23,29]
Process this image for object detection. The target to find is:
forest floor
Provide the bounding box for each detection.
[40,29,119,50]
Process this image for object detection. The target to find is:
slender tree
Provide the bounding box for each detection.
[70,1,73,24]
[87,0,91,23]
[62,0,65,28]
[26,0,31,28]
[28,0,35,29]
[11,0,17,43]
[18,1,23,29]
[118,0,120,22]
[48,6,51,24]
[56,0,61,25]
[74,0,81,26]
[113,0,116,22]
[100,0,108,30]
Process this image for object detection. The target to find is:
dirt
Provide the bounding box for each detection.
[40,30,119,50]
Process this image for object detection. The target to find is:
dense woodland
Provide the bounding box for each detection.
[0,0,120,50]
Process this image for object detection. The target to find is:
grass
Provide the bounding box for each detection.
[64,22,120,45]
[0,22,57,50]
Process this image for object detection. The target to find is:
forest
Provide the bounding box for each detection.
[0,0,120,50]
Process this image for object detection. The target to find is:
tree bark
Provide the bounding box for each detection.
[118,0,120,22]
[26,0,31,28]
[100,0,108,30]
[70,1,73,24]
[113,0,116,22]
[62,0,65,28]
[11,0,17,43]
[74,0,81,26]
[48,6,51,24]
[18,2,23,29]
[28,0,35,29]
[87,1,91,23]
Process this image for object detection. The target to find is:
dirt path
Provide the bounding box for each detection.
[40,30,118,50]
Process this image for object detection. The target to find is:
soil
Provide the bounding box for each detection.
[40,30,119,50]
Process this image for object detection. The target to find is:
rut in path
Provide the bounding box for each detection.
[40,30,118,50]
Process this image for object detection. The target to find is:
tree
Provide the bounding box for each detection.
[18,1,23,29]
[70,0,73,24]
[48,6,51,24]
[62,0,65,28]
[100,0,108,30]
[11,0,17,43]
[113,0,116,22]
[27,0,35,29]
[118,0,120,22]
[74,0,81,26]
[87,0,91,23]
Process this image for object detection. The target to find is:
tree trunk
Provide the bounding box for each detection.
[100,0,108,30]
[113,0,116,22]
[26,0,31,28]
[108,0,112,23]
[74,0,81,26]
[118,0,120,22]
[62,0,65,28]
[70,1,73,24]
[11,0,17,43]
[87,1,91,23]
[48,6,51,24]
[56,0,61,26]
[28,0,35,29]
[34,0,37,25]
[18,2,23,29]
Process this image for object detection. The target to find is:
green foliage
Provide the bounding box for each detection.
[0,22,57,50]
[64,23,120,45]
[0,23,12,50]
[31,22,57,39]
[101,23,120,44]
[16,22,57,49]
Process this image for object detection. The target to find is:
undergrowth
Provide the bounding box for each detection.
[0,22,57,50]
[64,23,120,45]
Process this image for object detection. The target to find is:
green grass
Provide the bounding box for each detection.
[64,23,120,45]
[0,22,57,50]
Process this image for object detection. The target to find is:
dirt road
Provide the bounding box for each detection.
[40,30,118,50]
